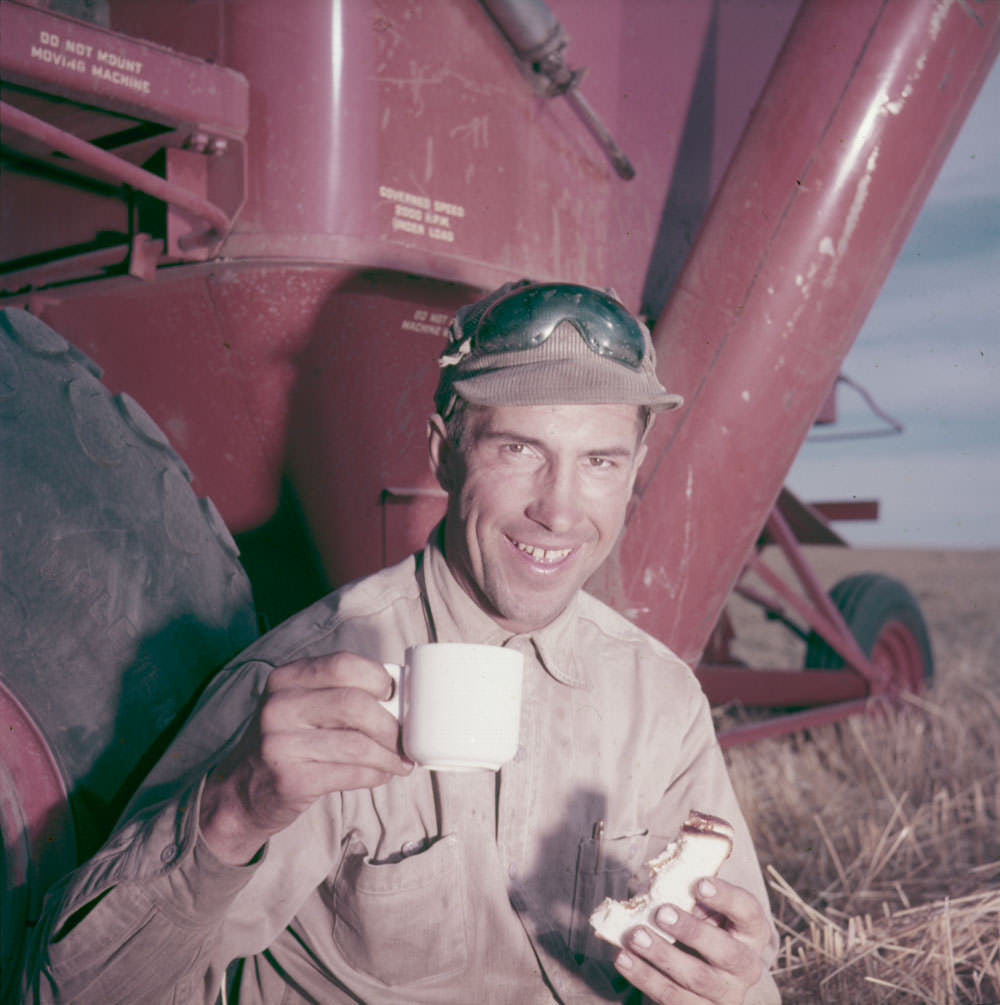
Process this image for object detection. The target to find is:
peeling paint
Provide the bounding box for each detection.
[671,468,696,615]
[642,565,674,597]
[841,146,878,258]
[885,83,913,115]
[797,259,822,300]
[424,135,433,182]
[929,0,955,42]
[801,1,950,305]
[375,64,505,118]
[450,114,490,150]
[822,145,880,291]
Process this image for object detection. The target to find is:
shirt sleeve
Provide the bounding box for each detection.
[647,677,783,1005]
[22,779,264,1005]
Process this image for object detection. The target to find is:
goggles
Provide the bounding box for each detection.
[465,283,647,370]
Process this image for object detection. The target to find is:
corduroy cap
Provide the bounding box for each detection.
[434,280,683,416]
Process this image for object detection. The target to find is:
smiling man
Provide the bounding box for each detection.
[24,281,781,1004]
[430,401,646,634]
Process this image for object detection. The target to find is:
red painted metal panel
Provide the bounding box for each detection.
[610,0,1000,665]
[0,680,76,956]
[4,0,799,576]
[26,268,284,530]
[810,500,880,524]
[1,102,233,251]
[697,666,868,709]
[716,698,873,749]
[25,265,472,581]
[0,1,248,137]
[103,0,799,304]
[0,1,249,275]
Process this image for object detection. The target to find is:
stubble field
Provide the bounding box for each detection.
[719,546,1000,1004]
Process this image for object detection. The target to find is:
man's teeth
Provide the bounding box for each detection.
[516,542,572,563]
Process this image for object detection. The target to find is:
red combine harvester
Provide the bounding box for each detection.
[1,0,997,986]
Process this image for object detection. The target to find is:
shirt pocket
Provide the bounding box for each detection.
[330,832,469,987]
[46,895,201,1004]
[568,829,649,964]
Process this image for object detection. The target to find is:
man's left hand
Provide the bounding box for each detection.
[613,877,770,1004]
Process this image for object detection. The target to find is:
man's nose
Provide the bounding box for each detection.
[525,461,581,532]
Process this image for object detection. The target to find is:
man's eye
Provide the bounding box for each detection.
[587,456,614,469]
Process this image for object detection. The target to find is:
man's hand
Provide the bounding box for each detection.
[614,877,771,1004]
[199,653,413,864]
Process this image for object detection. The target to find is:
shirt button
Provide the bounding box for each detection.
[160,843,178,864]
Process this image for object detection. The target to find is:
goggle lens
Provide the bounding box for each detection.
[471,284,646,370]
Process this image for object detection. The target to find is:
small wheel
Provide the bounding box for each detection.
[804,572,933,696]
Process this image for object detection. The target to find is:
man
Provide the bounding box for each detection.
[24,281,781,1003]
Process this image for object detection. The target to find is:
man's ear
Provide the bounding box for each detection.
[427,413,453,492]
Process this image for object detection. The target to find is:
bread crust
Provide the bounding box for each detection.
[588,810,734,948]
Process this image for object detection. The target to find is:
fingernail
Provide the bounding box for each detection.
[630,927,652,949]
[699,878,717,899]
[616,950,634,971]
[656,905,678,927]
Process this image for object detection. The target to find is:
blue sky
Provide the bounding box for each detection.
[786,59,1000,549]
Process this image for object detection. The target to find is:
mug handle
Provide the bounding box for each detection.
[381,662,402,719]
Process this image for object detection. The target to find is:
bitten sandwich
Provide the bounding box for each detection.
[589,810,734,948]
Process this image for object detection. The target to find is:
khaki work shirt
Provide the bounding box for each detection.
[25,533,780,1004]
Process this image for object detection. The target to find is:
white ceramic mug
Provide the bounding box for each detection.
[382,642,524,771]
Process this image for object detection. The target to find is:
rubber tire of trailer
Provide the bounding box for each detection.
[804,572,934,693]
[0,307,258,993]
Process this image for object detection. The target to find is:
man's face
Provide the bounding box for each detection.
[429,403,648,634]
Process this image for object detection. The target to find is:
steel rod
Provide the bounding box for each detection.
[0,101,231,246]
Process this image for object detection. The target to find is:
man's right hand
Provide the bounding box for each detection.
[199,652,413,864]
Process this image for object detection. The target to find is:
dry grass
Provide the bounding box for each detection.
[721,548,1000,1004]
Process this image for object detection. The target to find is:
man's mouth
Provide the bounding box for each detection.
[513,540,574,565]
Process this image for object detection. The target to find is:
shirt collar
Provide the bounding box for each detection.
[422,525,591,689]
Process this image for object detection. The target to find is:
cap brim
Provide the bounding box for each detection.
[449,357,684,412]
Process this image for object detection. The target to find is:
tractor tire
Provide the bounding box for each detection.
[804,572,933,694]
[0,307,258,987]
